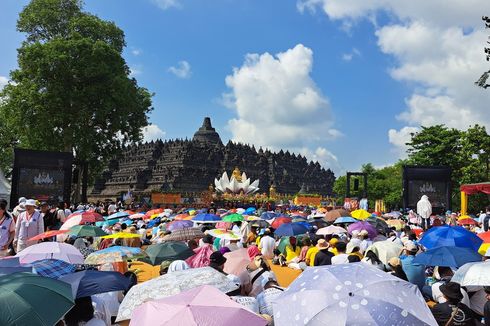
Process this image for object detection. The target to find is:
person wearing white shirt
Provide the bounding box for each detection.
[258,230,275,259]
[331,241,349,265]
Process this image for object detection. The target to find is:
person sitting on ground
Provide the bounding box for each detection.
[159,260,172,276]
[387,257,408,281]
[305,237,320,266]
[284,236,300,262]
[298,237,311,263]
[361,250,385,271]
[331,241,349,265]
[400,241,425,291]
[348,255,361,263]
[431,282,476,326]
[64,296,105,326]
[314,239,334,266]
[359,230,372,254]
[256,272,284,318]
[429,266,470,306]
[239,255,272,297]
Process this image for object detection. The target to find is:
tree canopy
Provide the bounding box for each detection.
[0,0,153,195]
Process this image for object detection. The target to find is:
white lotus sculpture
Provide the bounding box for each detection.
[214,169,259,194]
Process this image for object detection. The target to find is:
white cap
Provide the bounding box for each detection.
[18,197,26,204]
[25,199,37,207]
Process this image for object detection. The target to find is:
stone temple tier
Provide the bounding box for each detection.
[90,117,335,197]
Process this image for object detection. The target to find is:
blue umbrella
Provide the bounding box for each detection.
[59,270,131,298]
[419,225,483,251]
[274,223,309,237]
[96,246,143,255]
[106,211,130,220]
[167,220,193,231]
[245,207,256,214]
[333,216,357,224]
[260,212,279,220]
[192,213,221,222]
[29,259,76,279]
[413,246,482,268]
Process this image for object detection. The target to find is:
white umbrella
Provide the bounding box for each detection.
[364,240,403,265]
[205,229,241,240]
[452,261,490,286]
[16,242,84,264]
[116,267,239,322]
[316,225,347,236]
[273,263,437,326]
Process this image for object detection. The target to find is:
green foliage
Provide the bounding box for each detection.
[0,0,153,185]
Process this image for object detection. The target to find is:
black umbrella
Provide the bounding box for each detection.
[59,270,130,298]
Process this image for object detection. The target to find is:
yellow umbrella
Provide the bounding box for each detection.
[478,243,490,256]
[351,209,371,220]
[101,232,142,239]
[386,219,405,231]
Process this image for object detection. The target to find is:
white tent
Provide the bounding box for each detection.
[0,168,11,207]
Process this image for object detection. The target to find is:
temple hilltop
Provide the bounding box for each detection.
[90,117,335,199]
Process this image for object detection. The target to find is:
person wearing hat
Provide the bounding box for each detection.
[256,271,284,318]
[401,241,425,291]
[159,260,172,275]
[387,257,408,281]
[13,199,44,252]
[0,199,15,257]
[431,282,476,326]
[209,251,228,275]
[314,239,334,266]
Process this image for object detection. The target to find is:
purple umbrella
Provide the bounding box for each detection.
[167,220,194,232]
[347,221,377,239]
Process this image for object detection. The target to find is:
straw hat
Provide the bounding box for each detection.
[316,239,329,250]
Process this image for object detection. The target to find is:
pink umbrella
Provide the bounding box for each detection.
[129,285,267,326]
[16,242,84,264]
[185,245,213,268]
[223,248,250,275]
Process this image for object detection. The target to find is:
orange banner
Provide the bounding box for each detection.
[294,195,321,206]
[151,193,181,204]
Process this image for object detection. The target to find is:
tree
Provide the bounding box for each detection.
[0,0,153,202]
[475,16,490,89]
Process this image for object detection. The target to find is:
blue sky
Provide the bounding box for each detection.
[1,0,489,176]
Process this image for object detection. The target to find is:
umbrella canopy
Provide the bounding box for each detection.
[173,214,192,221]
[451,261,490,286]
[107,211,130,220]
[386,219,405,231]
[271,217,292,229]
[145,209,164,218]
[222,213,244,223]
[350,209,371,220]
[457,218,477,226]
[333,216,357,224]
[60,270,131,298]
[68,225,108,237]
[324,209,350,222]
[419,225,483,251]
[0,273,74,326]
[16,242,84,264]
[130,213,146,220]
[167,220,194,231]
[101,232,141,239]
[145,242,195,265]
[66,211,104,223]
[274,223,308,237]
[347,221,377,239]
[130,285,267,326]
[260,212,279,220]
[478,231,490,243]
[273,264,437,326]
[366,217,391,234]
[364,240,403,265]
[192,213,221,223]
[223,248,250,276]
[206,229,241,240]
[413,246,482,268]
[28,230,69,241]
[316,225,347,236]
[85,246,144,265]
[116,267,240,322]
[30,259,76,279]
[162,228,205,241]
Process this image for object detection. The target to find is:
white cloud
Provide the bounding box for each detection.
[168,60,191,79]
[131,48,142,56]
[223,44,339,172]
[298,0,490,157]
[142,124,166,142]
[151,0,181,10]
[388,126,419,158]
[300,146,342,173]
[0,76,8,90]
[342,47,361,61]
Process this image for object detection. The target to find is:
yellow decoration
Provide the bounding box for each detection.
[232,167,242,182]
[101,232,142,239]
[478,243,490,256]
[461,191,468,216]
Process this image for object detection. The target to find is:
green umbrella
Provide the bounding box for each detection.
[69,225,108,237]
[0,272,74,326]
[145,242,195,265]
[222,213,244,223]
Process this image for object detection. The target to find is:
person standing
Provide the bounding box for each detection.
[14,199,44,252]
[0,200,15,257]
[417,195,432,230]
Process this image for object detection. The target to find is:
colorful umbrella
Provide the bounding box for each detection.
[173,214,192,221]
[130,213,146,220]
[478,231,490,243]
[100,232,141,239]
[452,261,490,286]
[28,230,69,241]
[457,218,477,226]
[274,223,309,237]
[192,213,221,223]
[366,217,391,233]
[333,216,357,224]
[116,267,240,322]
[59,270,131,298]
[260,212,279,220]
[16,242,84,264]
[350,209,371,220]
[386,219,405,231]
[145,242,195,266]
[167,220,194,231]
[68,225,108,237]
[162,228,205,241]
[271,217,292,229]
[419,225,483,251]
[85,246,144,264]
[478,243,490,256]
[66,211,104,223]
[413,246,482,268]
[30,259,76,279]
[0,273,74,326]
[206,229,241,240]
[223,248,250,276]
[316,225,347,236]
[106,211,130,220]
[273,264,437,326]
[129,285,267,326]
[145,209,164,219]
[222,213,244,223]
[324,209,350,222]
[347,221,377,239]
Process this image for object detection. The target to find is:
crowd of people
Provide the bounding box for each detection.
[1,195,490,325]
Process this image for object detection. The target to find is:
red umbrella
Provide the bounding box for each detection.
[478,231,490,243]
[67,211,104,223]
[271,217,292,229]
[458,218,477,226]
[144,209,163,218]
[28,230,69,241]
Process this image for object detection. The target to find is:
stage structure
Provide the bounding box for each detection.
[10,148,73,208]
[402,165,452,214]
